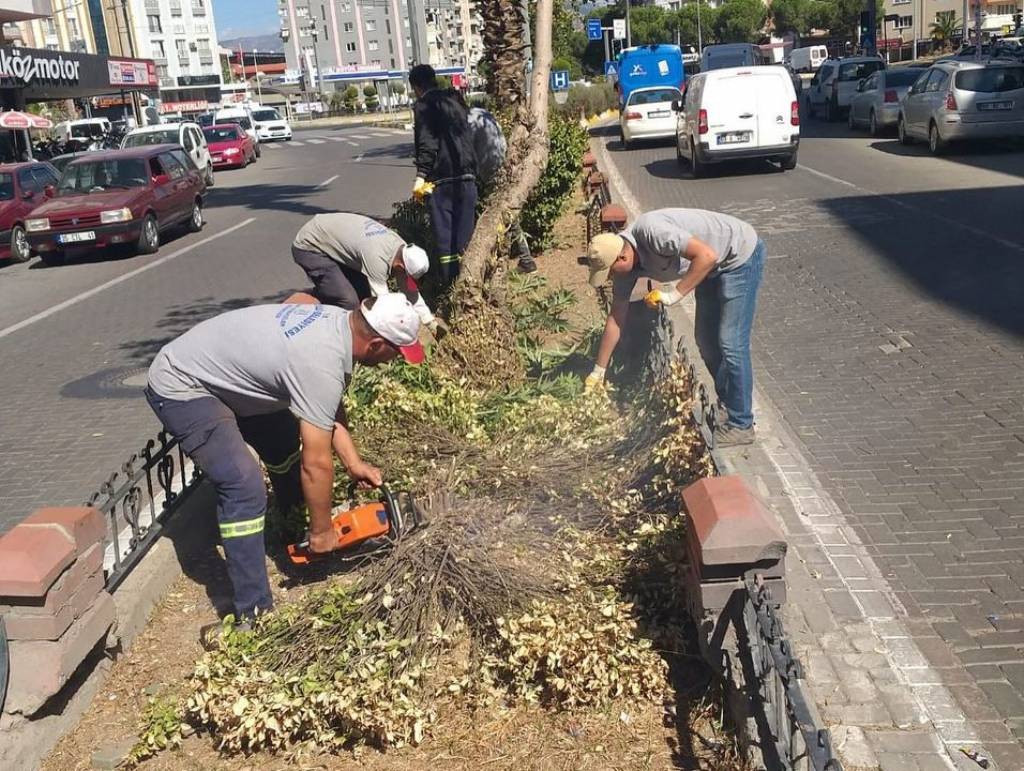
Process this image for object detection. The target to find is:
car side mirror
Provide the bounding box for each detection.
[43,184,55,198]
[152,173,171,186]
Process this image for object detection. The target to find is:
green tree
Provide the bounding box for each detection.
[553,0,587,78]
[930,14,961,49]
[363,84,379,110]
[628,6,676,46]
[714,0,768,43]
[827,0,885,40]
[342,85,359,112]
[771,0,831,35]
[675,1,720,48]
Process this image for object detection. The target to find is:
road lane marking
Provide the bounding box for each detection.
[0,218,256,341]
[370,132,392,137]
[344,140,358,146]
[349,134,369,139]
[306,138,326,144]
[327,136,346,142]
[318,174,339,187]
[798,162,1024,253]
[288,140,304,146]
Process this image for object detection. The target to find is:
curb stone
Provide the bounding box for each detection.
[591,128,1013,771]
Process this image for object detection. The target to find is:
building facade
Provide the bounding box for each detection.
[882,0,1022,53]
[125,0,222,114]
[5,0,96,54]
[278,0,482,93]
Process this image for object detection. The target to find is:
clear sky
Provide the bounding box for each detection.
[213,0,280,40]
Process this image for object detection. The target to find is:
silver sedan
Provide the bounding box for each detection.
[848,68,924,135]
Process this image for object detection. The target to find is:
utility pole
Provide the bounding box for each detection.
[625,0,631,47]
[407,0,428,65]
[696,0,703,55]
[962,0,969,45]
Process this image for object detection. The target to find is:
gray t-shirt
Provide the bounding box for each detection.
[293,213,403,298]
[148,304,353,431]
[467,107,506,185]
[614,209,758,300]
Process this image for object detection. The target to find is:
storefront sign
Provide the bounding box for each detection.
[176,74,220,87]
[0,48,81,85]
[108,59,157,88]
[159,99,208,113]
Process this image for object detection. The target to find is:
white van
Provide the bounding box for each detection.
[788,45,828,74]
[54,118,111,145]
[701,44,760,72]
[674,66,800,177]
[122,122,214,185]
[214,107,261,157]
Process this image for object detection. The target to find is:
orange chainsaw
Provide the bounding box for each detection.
[287,485,424,565]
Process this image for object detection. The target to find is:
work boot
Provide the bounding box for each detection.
[517,256,538,274]
[715,424,755,448]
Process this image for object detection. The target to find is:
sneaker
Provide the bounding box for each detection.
[715,424,755,447]
[517,256,538,273]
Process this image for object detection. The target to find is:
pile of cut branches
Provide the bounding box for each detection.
[128,280,715,765]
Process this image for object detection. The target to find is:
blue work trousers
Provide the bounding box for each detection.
[429,177,478,285]
[693,239,766,430]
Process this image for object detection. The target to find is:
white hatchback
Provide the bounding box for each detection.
[122,122,214,185]
[620,86,682,149]
[251,107,292,142]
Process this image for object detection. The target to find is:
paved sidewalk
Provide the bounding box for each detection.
[594,134,1024,770]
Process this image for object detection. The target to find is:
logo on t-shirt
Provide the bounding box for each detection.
[364,221,390,238]
[278,304,324,338]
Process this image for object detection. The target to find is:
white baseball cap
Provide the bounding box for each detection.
[401,244,430,279]
[361,293,425,364]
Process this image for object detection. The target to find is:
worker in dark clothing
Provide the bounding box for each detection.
[409,64,477,285]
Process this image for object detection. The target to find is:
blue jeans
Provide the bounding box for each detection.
[693,240,765,430]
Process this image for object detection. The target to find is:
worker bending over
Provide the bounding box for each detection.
[146,294,424,620]
[292,212,435,327]
[586,208,765,447]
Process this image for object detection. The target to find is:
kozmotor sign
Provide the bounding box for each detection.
[0,48,81,86]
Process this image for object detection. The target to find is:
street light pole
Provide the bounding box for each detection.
[696,0,703,55]
[625,0,632,47]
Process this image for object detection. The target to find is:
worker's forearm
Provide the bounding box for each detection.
[301,463,334,535]
[331,422,363,471]
[674,254,718,298]
[595,316,622,369]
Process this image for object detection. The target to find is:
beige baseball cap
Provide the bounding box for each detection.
[587,233,626,288]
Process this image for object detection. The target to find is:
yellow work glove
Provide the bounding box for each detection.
[413,177,434,199]
[644,287,683,309]
[583,364,606,393]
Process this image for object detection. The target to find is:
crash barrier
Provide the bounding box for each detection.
[579,145,840,770]
[0,431,202,715]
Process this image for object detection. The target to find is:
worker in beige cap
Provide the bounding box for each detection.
[586,208,765,447]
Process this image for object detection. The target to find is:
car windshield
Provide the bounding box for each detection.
[839,60,884,81]
[956,66,1024,92]
[708,52,749,68]
[58,159,149,193]
[0,173,13,200]
[204,126,239,142]
[627,88,681,105]
[50,155,80,173]
[251,109,280,122]
[197,114,215,126]
[221,116,252,130]
[887,69,923,87]
[124,129,180,147]
[70,123,105,139]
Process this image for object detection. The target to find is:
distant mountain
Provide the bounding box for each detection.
[220,34,284,54]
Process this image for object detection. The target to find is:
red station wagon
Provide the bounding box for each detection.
[203,123,257,169]
[26,146,206,265]
[0,161,61,263]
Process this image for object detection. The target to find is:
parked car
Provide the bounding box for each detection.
[25,146,206,265]
[53,118,111,146]
[204,124,257,169]
[0,161,60,263]
[620,86,682,148]
[122,122,214,186]
[215,107,261,157]
[674,65,800,176]
[847,67,923,135]
[48,152,88,174]
[898,60,1024,154]
[806,56,886,121]
[251,107,293,141]
[700,43,762,71]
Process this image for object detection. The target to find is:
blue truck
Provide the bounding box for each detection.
[613,44,686,107]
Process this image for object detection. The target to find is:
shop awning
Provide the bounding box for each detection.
[0,110,52,129]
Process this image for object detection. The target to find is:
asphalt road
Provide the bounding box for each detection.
[0,125,415,533]
[598,114,1024,753]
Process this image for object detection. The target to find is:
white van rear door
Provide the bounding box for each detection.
[705,71,761,149]
[754,71,794,147]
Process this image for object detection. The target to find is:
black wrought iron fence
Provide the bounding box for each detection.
[86,430,204,591]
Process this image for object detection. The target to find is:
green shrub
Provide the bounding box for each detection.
[520,112,589,252]
[342,85,360,112]
[560,81,618,119]
[363,84,379,111]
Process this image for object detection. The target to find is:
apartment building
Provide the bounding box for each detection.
[125,0,222,113]
[279,0,483,93]
[4,0,96,54]
[883,0,1022,50]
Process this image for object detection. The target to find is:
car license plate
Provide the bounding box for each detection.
[717,131,751,145]
[58,231,95,244]
[648,110,670,118]
[979,100,1012,111]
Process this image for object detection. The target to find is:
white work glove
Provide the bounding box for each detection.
[413,177,433,199]
[584,364,606,392]
[644,287,683,309]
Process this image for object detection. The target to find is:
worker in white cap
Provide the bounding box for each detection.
[146,293,424,623]
[585,208,766,447]
[291,212,436,327]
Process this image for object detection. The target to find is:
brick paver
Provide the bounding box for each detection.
[595,122,1024,766]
